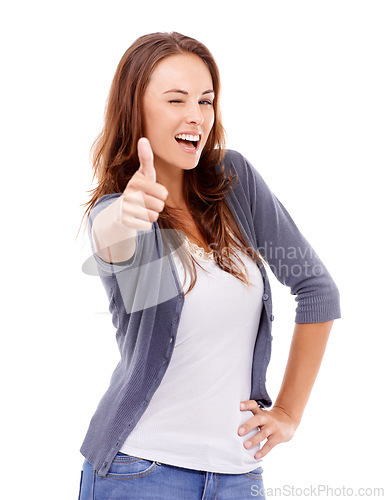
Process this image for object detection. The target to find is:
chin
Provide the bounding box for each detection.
[158,152,201,170]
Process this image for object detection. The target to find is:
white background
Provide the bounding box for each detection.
[1,1,384,498]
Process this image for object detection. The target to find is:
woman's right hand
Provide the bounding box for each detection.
[119,137,169,231]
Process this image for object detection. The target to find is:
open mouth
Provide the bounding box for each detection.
[174,135,200,150]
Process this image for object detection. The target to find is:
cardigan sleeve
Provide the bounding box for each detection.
[240,152,341,323]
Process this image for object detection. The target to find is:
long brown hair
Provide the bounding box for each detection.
[78,31,264,295]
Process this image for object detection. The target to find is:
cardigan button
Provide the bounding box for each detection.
[270,314,274,321]
[262,294,269,301]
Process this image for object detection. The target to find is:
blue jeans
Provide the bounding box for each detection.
[78,452,266,499]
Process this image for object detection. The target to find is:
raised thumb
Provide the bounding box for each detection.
[138,137,156,183]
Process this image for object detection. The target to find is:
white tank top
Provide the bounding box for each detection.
[120,236,264,474]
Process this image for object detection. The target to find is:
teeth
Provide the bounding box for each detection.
[175,133,200,142]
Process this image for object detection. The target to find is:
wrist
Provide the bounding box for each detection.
[272,403,302,429]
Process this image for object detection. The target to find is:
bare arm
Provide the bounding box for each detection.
[239,320,335,459]
[91,197,137,264]
[91,138,168,265]
[273,320,334,426]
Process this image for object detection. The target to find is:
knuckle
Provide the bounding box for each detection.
[120,217,132,229]
[121,191,130,202]
[262,442,275,454]
[121,193,133,207]
[262,428,270,439]
[136,192,147,206]
[130,177,143,190]
[121,214,134,226]
[251,415,261,426]
[250,400,259,410]
[268,438,278,448]
[151,211,160,222]
[158,187,168,200]
[274,427,284,439]
[126,178,138,190]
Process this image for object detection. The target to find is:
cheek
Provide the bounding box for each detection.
[144,119,173,156]
[144,105,172,136]
[142,114,163,147]
[205,109,215,132]
[142,99,162,138]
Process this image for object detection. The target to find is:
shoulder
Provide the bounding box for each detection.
[219,149,275,210]
[222,149,256,176]
[222,148,248,167]
[220,149,260,190]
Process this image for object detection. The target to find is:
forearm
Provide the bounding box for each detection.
[273,320,334,427]
[92,196,137,264]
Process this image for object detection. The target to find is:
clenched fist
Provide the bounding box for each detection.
[118,137,169,231]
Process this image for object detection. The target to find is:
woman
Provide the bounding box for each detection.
[78,31,341,499]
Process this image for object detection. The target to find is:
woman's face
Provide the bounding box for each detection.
[141,52,215,173]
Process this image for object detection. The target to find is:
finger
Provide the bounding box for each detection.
[243,426,271,447]
[254,436,278,460]
[122,208,159,227]
[119,213,154,232]
[124,191,165,213]
[125,176,168,202]
[137,137,156,182]
[240,400,262,412]
[121,196,161,223]
[239,402,266,436]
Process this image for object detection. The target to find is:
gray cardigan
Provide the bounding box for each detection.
[80,149,341,477]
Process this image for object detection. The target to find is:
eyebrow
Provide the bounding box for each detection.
[163,89,215,96]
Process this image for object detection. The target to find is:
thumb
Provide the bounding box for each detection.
[138,137,156,183]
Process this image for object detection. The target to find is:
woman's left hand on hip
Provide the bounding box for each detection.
[238,400,299,460]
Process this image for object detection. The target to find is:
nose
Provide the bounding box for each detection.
[185,102,204,126]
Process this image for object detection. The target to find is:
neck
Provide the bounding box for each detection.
[155,163,187,209]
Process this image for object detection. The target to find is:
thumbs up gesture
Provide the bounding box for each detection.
[119,137,169,231]
[137,136,157,182]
